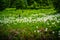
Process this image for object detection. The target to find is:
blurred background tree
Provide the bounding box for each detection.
[0,0,60,12]
[0,0,6,11]
[53,0,60,13]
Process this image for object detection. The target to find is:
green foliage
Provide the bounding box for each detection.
[0,0,57,10]
[53,0,60,13]
[16,0,25,9]
[0,9,60,40]
[0,0,6,11]
[0,0,60,11]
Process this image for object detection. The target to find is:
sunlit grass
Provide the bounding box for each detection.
[0,8,56,17]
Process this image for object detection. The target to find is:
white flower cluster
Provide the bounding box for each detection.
[0,14,60,24]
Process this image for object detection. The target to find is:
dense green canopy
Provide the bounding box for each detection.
[0,0,60,11]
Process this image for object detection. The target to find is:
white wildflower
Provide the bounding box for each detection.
[52,31,55,34]
[34,30,36,32]
[45,28,48,31]
[37,30,40,33]
[58,31,60,35]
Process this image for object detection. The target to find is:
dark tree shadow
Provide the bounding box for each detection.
[0,1,6,11]
[53,0,60,13]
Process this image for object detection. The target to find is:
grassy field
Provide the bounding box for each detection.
[0,8,60,40]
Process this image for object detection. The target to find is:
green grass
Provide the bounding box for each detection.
[0,8,56,17]
[0,8,60,40]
